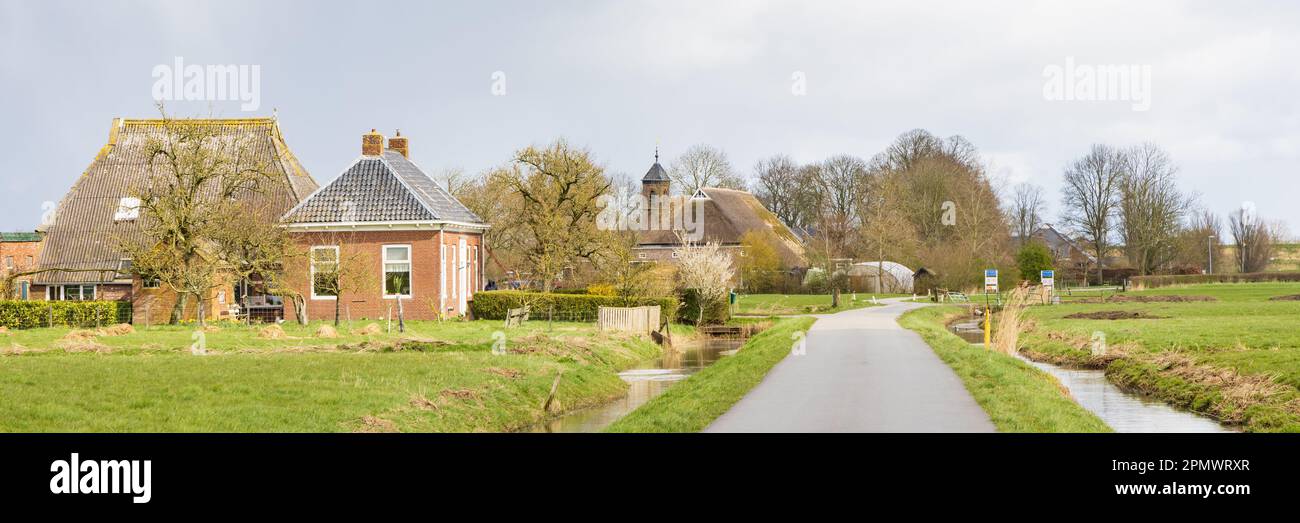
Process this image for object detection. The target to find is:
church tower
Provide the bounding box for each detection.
[641,147,670,200]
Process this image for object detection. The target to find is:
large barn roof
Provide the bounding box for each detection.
[35,118,318,284]
[637,187,806,267]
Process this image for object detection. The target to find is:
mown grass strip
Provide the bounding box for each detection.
[604,317,816,433]
[898,306,1110,433]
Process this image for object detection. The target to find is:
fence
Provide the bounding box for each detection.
[597,306,661,334]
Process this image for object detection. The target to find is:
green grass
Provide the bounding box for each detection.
[604,317,816,432]
[898,307,1110,433]
[735,293,908,315]
[0,320,670,432]
[1018,282,1300,432]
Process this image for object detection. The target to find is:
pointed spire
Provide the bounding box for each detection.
[654,145,659,163]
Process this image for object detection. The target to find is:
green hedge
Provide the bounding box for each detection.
[0,301,132,329]
[1129,271,1300,289]
[680,289,731,325]
[470,291,679,323]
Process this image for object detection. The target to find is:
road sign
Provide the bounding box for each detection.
[984,269,998,293]
[1041,269,1055,289]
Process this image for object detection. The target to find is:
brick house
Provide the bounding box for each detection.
[280,130,488,321]
[33,117,318,324]
[0,232,43,299]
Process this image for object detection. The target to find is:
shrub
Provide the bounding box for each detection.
[680,288,730,325]
[469,291,678,323]
[585,283,617,296]
[0,301,132,329]
[1016,241,1054,283]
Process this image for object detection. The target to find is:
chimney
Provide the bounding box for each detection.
[361,129,384,156]
[387,130,409,158]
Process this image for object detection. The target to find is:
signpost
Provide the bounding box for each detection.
[983,269,997,349]
[1041,269,1055,304]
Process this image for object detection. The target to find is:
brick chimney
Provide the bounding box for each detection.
[361,129,384,156]
[387,130,409,158]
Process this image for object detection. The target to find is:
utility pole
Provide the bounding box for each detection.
[1207,234,1215,274]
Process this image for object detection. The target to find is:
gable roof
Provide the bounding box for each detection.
[36,118,318,285]
[1032,224,1097,263]
[636,187,806,267]
[282,150,484,226]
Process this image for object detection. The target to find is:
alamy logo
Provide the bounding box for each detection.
[1042,57,1151,111]
[596,190,705,241]
[152,56,261,111]
[50,453,152,504]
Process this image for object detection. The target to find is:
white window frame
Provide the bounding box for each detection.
[114,197,141,221]
[3,256,12,270]
[47,284,95,301]
[382,244,412,298]
[309,245,340,300]
[440,244,447,304]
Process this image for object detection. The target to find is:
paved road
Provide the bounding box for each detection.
[705,299,996,432]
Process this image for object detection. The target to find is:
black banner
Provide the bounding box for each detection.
[0,434,1288,512]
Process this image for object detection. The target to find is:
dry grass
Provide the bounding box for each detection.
[257,324,287,339]
[354,323,382,336]
[992,287,1030,355]
[314,325,339,338]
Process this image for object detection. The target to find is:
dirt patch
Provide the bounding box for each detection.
[1064,310,1167,320]
[200,325,222,333]
[257,324,286,339]
[440,388,480,400]
[354,323,382,336]
[315,325,339,338]
[486,367,525,379]
[356,416,398,433]
[1268,294,1300,301]
[57,337,112,353]
[0,326,10,336]
[410,394,439,410]
[1076,295,1216,304]
[100,323,134,336]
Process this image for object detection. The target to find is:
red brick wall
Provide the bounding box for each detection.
[0,240,42,289]
[284,229,483,322]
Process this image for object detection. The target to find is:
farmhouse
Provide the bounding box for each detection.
[32,117,318,324]
[280,130,488,321]
[633,154,805,268]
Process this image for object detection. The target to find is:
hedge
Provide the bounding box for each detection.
[0,301,132,329]
[470,291,679,323]
[1129,271,1300,289]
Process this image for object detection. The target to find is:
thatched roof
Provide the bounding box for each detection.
[35,118,318,284]
[637,187,806,267]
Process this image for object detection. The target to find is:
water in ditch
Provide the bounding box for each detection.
[531,338,744,433]
[949,320,1230,433]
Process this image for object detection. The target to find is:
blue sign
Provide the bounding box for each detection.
[1041,270,1054,279]
[985,269,998,278]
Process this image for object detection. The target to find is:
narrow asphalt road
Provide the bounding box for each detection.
[705,299,996,432]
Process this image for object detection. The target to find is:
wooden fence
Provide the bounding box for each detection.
[597,305,661,334]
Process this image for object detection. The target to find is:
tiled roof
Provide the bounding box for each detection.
[283,150,484,225]
[36,118,319,284]
[642,161,669,182]
[0,232,41,242]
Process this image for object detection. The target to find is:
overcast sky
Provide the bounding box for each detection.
[2,0,1298,237]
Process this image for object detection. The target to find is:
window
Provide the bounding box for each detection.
[310,246,339,299]
[440,245,447,301]
[114,197,141,221]
[637,252,646,259]
[48,284,95,301]
[24,255,32,268]
[19,281,29,300]
[383,245,411,297]
[3,256,11,270]
[142,278,161,289]
[116,259,134,280]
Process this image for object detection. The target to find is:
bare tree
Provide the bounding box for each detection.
[1228,205,1276,273]
[667,144,745,195]
[1060,144,1124,284]
[1175,208,1222,273]
[1009,182,1045,246]
[1117,143,1190,275]
[751,154,812,229]
[809,155,870,258]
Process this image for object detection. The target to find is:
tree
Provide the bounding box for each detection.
[667,144,745,195]
[498,140,613,292]
[751,154,816,230]
[299,234,373,326]
[208,205,294,324]
[1016,241,1054,282]
[118,109,283,326]
[1173,208,1222,273]
[810,154,870,257]
[673,238,734,325]
[737,230,782,292]
[1228,205,1276,273]
[1117,143,1190,275]
[1009,182,1045,246]
[1060,144,1124,284]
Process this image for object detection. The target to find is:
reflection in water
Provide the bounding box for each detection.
[948,320,1229,433]
[533,338,743,433]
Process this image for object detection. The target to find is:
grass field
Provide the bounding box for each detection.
[0,320,678,432]
[604,317,816,432]
[898,307,1110,432]
[1017,282,1300,432]
[735,293,908,315]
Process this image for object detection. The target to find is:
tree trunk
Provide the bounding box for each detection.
[334,292,341,327]
[196,295,206,327]
[832,286,840,307]
[170,293,188,325]
[397,297,405,333]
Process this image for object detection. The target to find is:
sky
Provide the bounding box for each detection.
[2,0,1299,237]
